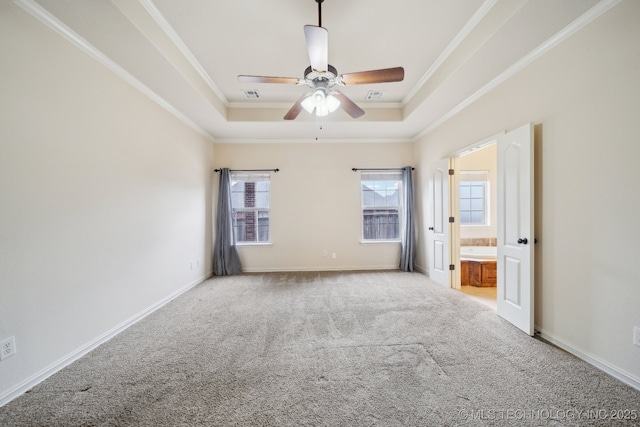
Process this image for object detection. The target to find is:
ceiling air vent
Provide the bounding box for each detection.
[242,90,261,99]
[366,91,384,100]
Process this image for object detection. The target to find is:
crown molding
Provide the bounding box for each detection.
[414,0,622,140]
[139,0,229,108]
[212,138,415,145]
[402,0,498,106]
[227,101,403,110]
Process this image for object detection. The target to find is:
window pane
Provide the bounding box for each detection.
[258,211,269,242]
[387,189,399,206]
[236,210,256,242]
[471,198,484,210]
[363,209,399,240]
[231,181,244,207]
[254,191,269,208]
[460,211,471,224]
[232,211,246,242]
[460,183,471,198]
[362,187,375,207]
[470,184,484,198]
[471,211,484,224]
[460,199,471,211]
[256,181,269,191]
[254,182,270,208]
[374,191,385,207]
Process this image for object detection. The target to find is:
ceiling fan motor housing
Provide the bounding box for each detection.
[304,65,339,89]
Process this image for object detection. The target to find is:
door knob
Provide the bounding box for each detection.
[428,227,434,231]
[517,238,528,244]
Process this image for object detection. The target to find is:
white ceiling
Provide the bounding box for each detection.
[21,0,607,143]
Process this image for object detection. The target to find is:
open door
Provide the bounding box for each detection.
[427,158,451,287]
[497,123,534,335]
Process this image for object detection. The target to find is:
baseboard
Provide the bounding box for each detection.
[0,271,213,408]
[414,264,427,275]
[241,265,402,273]
[536,327,640,391]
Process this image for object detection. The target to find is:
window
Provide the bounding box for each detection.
[361,171,402,240]
[459,171,489,225]
[230,172,270,243]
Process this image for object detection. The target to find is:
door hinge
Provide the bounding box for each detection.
[448,169,454,175]
[449,264,455,271]
[449,216,455,223]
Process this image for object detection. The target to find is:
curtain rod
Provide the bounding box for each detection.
[214,168,279,173]
[352,167,414,172]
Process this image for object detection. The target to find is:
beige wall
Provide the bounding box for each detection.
[213,142,414,271]
[414,0,640,384]
[2,0,639,405]
[0,2,214,403]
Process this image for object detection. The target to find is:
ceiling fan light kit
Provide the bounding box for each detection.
[301,89,340,116]
[238,0,404,121]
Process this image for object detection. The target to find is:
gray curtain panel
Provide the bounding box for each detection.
[213,168,243,276]
[400,166,416,272]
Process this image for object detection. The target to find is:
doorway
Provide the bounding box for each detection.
[427,124,535,335]
[452,142,498,310]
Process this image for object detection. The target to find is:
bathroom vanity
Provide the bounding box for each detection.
[460,259,497,287]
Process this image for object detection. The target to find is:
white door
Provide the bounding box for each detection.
[427,158,451,287]
[497,123,535,335]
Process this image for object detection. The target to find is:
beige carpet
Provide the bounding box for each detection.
[1,271,639,426]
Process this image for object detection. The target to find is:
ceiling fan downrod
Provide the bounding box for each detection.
[316,0,324,27]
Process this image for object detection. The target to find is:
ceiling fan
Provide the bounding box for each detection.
[238,0,404,120]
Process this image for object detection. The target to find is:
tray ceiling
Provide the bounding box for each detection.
[19,0,612,143]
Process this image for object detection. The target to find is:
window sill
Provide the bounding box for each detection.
[236,242,273,247]
[360,240,401,245]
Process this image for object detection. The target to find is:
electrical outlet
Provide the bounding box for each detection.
[0,336,16,361]
[196,258,201,267]
[331,252,336,259]
[190,261,194,270]
[322,250,327,257]
[634,327,640,347]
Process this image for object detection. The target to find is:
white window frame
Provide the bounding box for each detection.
[459,170,489,226]
[230,172,271,245]
[360,171,403,242]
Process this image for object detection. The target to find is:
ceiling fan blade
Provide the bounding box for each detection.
[340,67,405,85]
[333,92,365,119]
[238,75,300,84]
[304,25,328,72]
[284,94,309,120]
